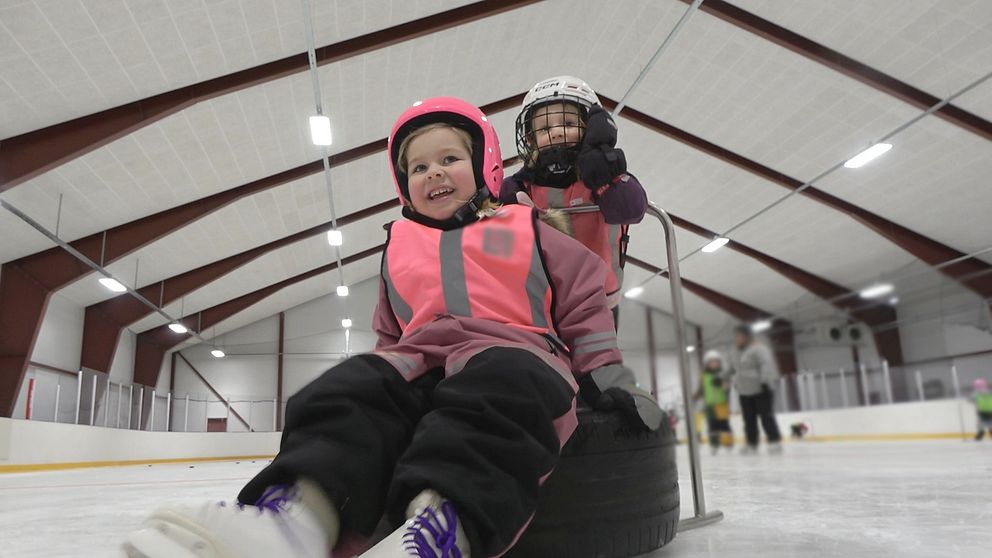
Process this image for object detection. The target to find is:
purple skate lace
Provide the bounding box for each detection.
[231,483,295,513]
[402,501,462,558]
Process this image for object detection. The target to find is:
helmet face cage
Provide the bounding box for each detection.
[515,94,593,168]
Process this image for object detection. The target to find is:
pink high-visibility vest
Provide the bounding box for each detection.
[383,205,558,339]
[527,183,625,305]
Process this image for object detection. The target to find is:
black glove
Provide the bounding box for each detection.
[577,106,627,189]
[712,377,723,389]
[579,364,663,431]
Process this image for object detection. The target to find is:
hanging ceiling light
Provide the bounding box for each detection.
[859,283,894,299]
[686,345,696,353]
[751,320,772,333]
[309,115,332,146]
[168,323,188,334]
[341,317,352,328]
[326,229,343,246]
[98,277,127,292]
[210,348,226,358]
[336,285,349,297]
[844,143,892,169]
[701,237,729,253]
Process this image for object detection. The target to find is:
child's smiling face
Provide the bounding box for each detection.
[404,127,477,221]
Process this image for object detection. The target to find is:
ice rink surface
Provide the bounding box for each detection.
[2,440,990,557]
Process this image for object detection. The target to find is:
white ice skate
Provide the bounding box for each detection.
[768,442,783,455]
[122,483,337,558]
[739,445,758,456]
[361,490,470,558]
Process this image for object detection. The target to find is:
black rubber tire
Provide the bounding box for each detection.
[504,406,680,558]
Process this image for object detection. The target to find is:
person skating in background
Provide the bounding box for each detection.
[972,378,992,441]
[500,76,648,324]
[728,325,783,455]
[693,350,734,455]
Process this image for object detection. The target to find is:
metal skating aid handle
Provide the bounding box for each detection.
[558,202,724,531]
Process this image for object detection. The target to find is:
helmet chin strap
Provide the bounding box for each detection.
[402,188,492,231]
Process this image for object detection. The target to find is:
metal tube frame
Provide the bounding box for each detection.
[103,379,110,427]
[882,360,894,404]
[819,371,829,409]
[74,370,82,425]
[54,383,61,423]
[859,364,870,406]
[838,368,849,407]
[89,376,97,426]
[560,203,723,530]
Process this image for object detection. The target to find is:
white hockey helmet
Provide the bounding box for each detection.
[702,350,725,370]
[514,76,601,171]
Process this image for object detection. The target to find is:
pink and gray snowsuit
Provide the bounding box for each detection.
[239,204,621,557]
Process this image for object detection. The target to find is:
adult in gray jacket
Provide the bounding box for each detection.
[728,324,783,454]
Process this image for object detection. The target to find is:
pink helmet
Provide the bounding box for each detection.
[388,97,504,205]
[974,378,989,392]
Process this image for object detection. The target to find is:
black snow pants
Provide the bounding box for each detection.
[238,347,576,557]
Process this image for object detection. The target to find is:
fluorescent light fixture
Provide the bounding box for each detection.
[859,283,894,299]
[211,348,226,358]
[336,285,349,297]
[844,143,892,169]
[701,237,729,253]
[98,277,127,292]
[309,115,332,146]
[686,345,696,353]
[624,286,644,298]
[168,323,188,334]
[751,320,772,333]
[327,229,343,246]
[341,318,352,328]
[888,296,899,305]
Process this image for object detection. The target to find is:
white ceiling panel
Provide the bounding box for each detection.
[622,265,733,330]
[36,149,402,304]
[0,0,476,138]
[728,193,919,289]
[161,253,383,342]
[624,7,925,184]
[0,200,63,263]
[729,0,992,109]
[677,242,811,317]
[620,121,790,235]
[952,77,992,136]
[127,232,384,334]
[815,114,992,259]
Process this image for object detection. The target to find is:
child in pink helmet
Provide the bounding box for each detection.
[124,97,660,558]
[501,76,649,318]
[972,378,992,441]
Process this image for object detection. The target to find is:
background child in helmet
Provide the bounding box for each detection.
[124,97,661,558]
[693,350,734,454]
[499,76,648,317]
[971,378,992,441]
